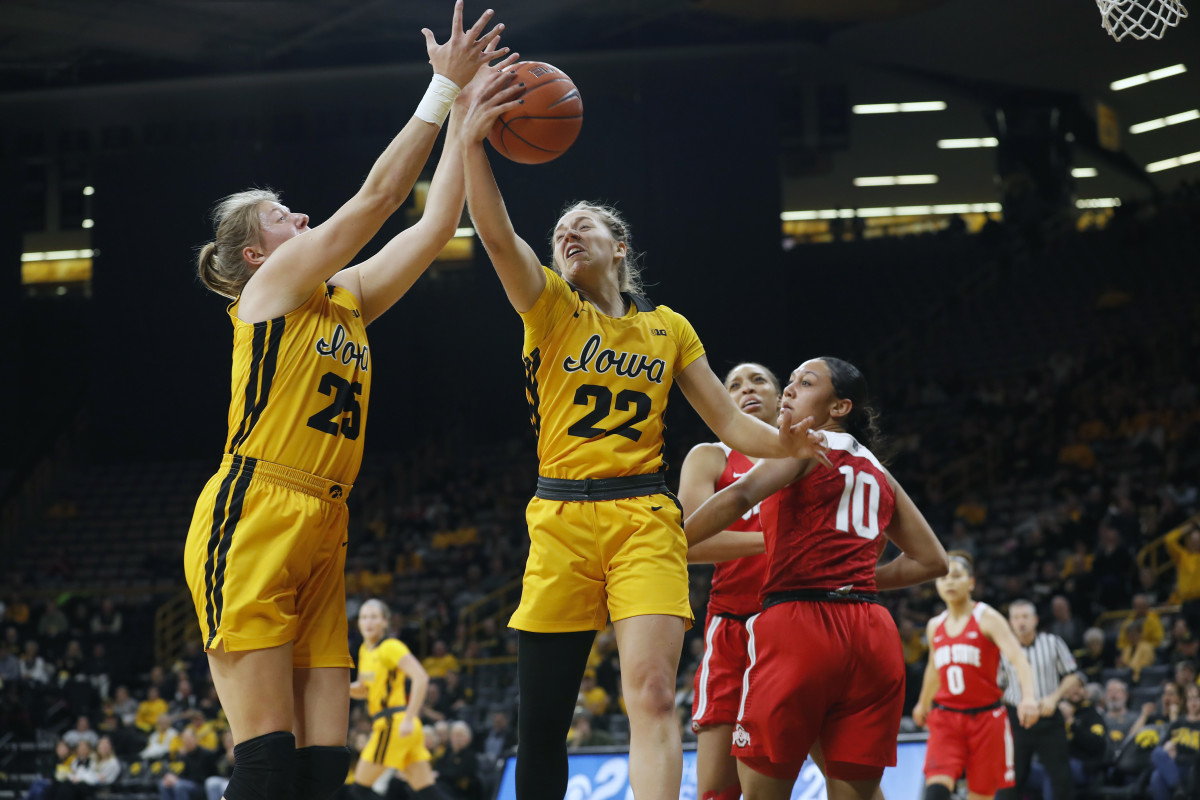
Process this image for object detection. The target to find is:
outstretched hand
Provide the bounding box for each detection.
[423,1,507,89]
[778,409,833,467]
[457,36,520,108]
[458,69,526,144]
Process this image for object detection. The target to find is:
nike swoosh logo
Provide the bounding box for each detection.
[341,541,348,547]
[650,506,662,511]
[732,471,746,478]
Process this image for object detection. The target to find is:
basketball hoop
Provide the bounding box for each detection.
[1097,0,1188,40]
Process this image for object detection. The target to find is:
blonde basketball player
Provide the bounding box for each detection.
[181,9,515,799]
[349,600,439,800]
[457,76,829,800]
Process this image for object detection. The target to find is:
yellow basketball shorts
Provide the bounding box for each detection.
[361,714,431,771]
[182,454,354,669]
[509,493,693,632]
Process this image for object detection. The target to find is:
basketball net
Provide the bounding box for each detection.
[1097,0,1188,40]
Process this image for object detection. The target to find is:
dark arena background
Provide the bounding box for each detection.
[1,0,1199,798]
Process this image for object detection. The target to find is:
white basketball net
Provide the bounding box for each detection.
[1097,0,1188,40]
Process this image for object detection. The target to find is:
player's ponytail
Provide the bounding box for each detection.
[196,188,279,300]
[820,356,889,461]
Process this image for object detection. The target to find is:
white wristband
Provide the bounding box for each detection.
[415,74,462,127]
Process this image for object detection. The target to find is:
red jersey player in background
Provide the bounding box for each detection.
[686,356,949,800]
[912,552,1040,800]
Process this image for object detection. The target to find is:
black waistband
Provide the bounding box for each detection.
[933,700,1002,715]
[371,705,407,722]
[762,589,880,609]
[535,474,669,502]
[714,612,755,622]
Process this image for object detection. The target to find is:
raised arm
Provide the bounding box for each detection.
[458,71,546,311]
[239,2,505,321]
[874,475,949,591]
[684,457,801,547]
[331,47,521,325]
[979,606,1040,728]
[678,441,765,563]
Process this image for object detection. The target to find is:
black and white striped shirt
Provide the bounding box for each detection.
[999,631,1079,707]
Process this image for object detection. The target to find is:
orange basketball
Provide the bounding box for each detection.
[488,61,583,165]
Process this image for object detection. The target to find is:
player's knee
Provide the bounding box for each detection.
[826,760,885,783]
[295,745,351,800]
[624,671,676,718]
[924,783,952,800]
[224,731,295,800]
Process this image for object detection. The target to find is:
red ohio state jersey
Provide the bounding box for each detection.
[759,431,895,597]
[707,445,769,618]
[931,602,1003,709]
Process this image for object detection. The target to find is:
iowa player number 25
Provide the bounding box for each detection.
[306,371,362,440]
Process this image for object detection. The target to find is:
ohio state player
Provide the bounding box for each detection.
[686,357,949,800]
[912,552,1039,800]
[679,362,777,800]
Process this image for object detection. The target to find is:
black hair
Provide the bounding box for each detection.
[818,356,887,458]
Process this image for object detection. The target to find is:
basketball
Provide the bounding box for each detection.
[488,61,583,165]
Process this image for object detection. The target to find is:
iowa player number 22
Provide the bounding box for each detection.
[306,371,362,440]
[567,384,651,441]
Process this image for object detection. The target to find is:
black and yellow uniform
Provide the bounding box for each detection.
[510,267,705,632]
[358,638,431,770]
[183,284,370,667]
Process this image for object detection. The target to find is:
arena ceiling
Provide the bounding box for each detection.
[2,0,1198,214]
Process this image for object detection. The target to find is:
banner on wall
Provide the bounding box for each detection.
[494,737,928,800]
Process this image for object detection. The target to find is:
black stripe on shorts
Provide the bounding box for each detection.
[204,455,242,646]
[376,718,392,765]
[204,455,257,649]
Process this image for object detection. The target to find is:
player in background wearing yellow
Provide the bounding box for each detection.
[681,363,884,800]
[457,75,829,800]
[182,8,513,799]
[349,600,439,800]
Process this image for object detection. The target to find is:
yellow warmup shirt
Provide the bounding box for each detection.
[520,267,705,480]
[1167,526,1200,602]
[358,638,411,721]
[225,284,370,485]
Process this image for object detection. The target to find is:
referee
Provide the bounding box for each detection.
[996,599,1084,800]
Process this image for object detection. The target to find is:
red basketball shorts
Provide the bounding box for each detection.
[732,600,905,776]
[692,614,751,729]
[923,705,1015,795]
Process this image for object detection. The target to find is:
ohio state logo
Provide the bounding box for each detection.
[732,724,751,747]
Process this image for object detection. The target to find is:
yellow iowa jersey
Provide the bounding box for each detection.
[358,638,411,716]
[224,284,370,486]
[521,267,705,480]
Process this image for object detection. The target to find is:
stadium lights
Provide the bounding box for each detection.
[1146,150,1200,172]
[83,186,95,196]
[82,219,94,229]
[1110,64,1187,91]
[853,175,939,186]
[937,138,999,149]
[780,203,1002,221]
[1072,168,1099,178]
[852,102,947,114]
[1129,109,1200,134]
[21,249,96,262]
[453,227,475,238]
[1075,198,1122,208]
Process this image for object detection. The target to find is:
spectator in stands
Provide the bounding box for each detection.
[63,715,99,749]
[568,711,614,749]
[1050,595,1085,650]
[1117,620,1155,682]
[425,722,446,762]
[1032,681,1106,797]
[1105,679,1140,741]
[20,640,51,684]
[205,730,236,800]
[180,640,207,688]
[440,670,471,715]
[1120,594,1165,650]
[480,711,516,764]
[112,685,138,726]
[38,600,70,643]
[423,640,460,679]
[159,727,218,800]
[1165,625,1200,667]
[420,682,448,726]
[141,713,180,761]
[182,710,219,751]
[1176,660,1197,692]
[0,641,19,682]
[89,599,123,639]
[87,642,111,701]
[1093,522,1135,611]
[136,686,168,732]
[1149,683,1200,800]
[578,670,609,720]
[436,721,482,800]
[1166,520,1200,633]
[89,736,122,786]
[170,674,198,715]
[1132,681,1182,738]
[59,639,85,678]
